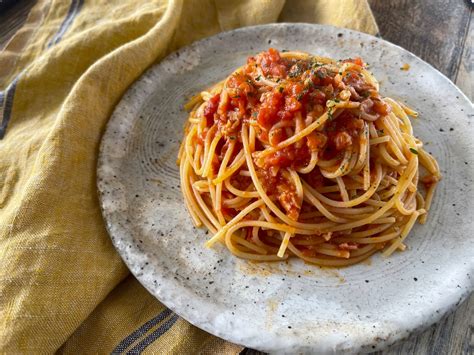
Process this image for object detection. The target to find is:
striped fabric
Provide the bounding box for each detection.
[0,75,18,138]
[47,0,84,47]
[0,0,378,353]
[112,309,175,353]
[57,276,242,354]
[0,0,84,138]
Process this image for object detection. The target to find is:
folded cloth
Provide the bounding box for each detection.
[0,0,378,353]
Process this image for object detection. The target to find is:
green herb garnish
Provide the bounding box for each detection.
[409,148,418,155]
[328,108,333,120]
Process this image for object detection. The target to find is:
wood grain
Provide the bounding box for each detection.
[368,0,471,81]
[377,297,474,355]
[455,10,473,100]
[1,1,472,354]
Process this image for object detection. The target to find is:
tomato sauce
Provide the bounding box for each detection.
[201,49,389,219]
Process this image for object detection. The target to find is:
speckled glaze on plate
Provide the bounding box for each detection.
[97,24,474,354]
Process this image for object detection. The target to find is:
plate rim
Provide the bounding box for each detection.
[97,22,474,353]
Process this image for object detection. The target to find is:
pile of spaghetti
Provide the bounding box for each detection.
[178,48,440,266]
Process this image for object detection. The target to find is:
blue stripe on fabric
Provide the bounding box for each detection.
[111,309,173,354]
[0,0,84,139]
[126,314,179,355]
[47,0,84,47]
[0,75,21,139]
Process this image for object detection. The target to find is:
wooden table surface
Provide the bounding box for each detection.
[1,1,472,354]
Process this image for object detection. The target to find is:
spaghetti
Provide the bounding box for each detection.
[178,48,441,266]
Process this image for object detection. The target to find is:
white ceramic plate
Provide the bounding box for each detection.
[97,24,474,354]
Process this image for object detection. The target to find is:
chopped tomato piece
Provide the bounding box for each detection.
[257,91,284,128]
[306,132,327,151]
[255,48,288,78]
[203,94,220,124]
[284,96,302,112]
[333,131,352,151]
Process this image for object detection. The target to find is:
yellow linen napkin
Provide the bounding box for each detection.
[0,0,378,353]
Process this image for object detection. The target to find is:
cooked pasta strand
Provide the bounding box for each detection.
[179,49,440,266]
